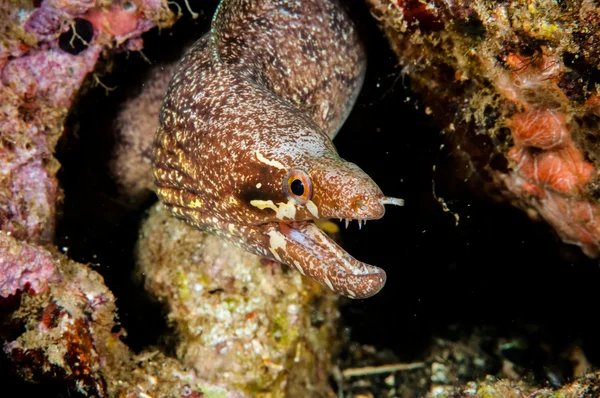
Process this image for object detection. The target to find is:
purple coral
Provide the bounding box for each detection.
[0,233,59,297]
[0,0,174,243]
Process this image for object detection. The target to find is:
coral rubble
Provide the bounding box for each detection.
[339,328,600,397]
[367,0,600,256]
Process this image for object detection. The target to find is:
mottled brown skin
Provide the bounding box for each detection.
[153,0,402,299]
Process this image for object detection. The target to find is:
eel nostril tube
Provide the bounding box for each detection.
[382,196,404,207]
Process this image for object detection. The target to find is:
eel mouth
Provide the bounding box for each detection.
[265,220,386,299]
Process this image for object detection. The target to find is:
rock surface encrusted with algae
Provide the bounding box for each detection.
[0,0,174,243]
[137,203,339,397]
[1,231,245,397]
[367,0,600,257]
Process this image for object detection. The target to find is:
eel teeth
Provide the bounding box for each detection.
[341,219,367,229]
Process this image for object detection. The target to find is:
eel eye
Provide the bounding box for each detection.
[284,169,313,205]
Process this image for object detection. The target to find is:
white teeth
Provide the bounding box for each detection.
[339,219,367,229]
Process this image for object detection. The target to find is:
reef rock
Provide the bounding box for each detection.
[0,232,243,397]
[367,0,600,257]
[0,0,175,243]
[137,202,340,397]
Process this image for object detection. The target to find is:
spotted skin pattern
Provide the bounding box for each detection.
[153,0,402,298]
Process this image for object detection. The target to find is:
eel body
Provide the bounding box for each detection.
[153,0,403,299]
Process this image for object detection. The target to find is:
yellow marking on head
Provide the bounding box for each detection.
[275,200,296,220]
[250,199,278,212]
[189,199,203,209]
[256,183,262,189]
[306,200,319,218]
[228,196,239,205]
[255,150,285,170]
[267,230,287,262]
[250,199,297,220]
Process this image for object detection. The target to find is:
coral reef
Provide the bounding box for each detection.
[2,2,339,395]
[0,0,174,243]
[8,0,600,395]
[0,0,259,395]
[366,0,600,257]
[137,203,339,396]
[0,232,243,397]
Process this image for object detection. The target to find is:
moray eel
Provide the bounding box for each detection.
[153,0,403,299]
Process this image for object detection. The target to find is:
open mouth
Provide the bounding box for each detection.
[265,220,386,299]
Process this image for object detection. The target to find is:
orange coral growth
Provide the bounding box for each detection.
[369,0,600,258]
[506,52,562,91]
[504,176,600,257]
[84,5,141,39]
[506,110,568,149]
[508,144,593,195]
[496,51,600,256]
[494,49,567,109]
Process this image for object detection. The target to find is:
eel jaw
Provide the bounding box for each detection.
[263,220,386,299]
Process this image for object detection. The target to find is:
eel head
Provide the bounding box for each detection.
[153,62,402,299]
[155,127,403,299]
[238,149,404,299]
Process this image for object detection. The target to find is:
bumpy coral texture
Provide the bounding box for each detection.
[367,0,600,257]
[0,0,174,243]
[0,232,59,297]
[0,232,245,397]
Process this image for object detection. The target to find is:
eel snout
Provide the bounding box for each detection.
[264,215,396,299]
[266,194,404,299]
